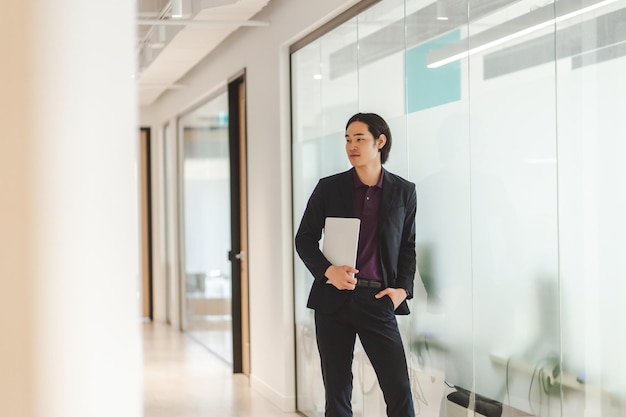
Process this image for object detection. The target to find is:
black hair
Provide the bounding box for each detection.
[346,112,392,164]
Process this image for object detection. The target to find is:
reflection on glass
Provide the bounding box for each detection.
[179,92,232,363]
[292,0,626,416]
[555,1,626,416]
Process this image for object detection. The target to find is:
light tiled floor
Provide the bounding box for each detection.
[143,322,301,417]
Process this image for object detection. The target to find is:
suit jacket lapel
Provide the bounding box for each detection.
[379,169,395,227]
[341,169,356,217]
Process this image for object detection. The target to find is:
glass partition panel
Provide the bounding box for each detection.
[353,1,410,415]
[405,1,472,416]
[178,91,232,363]
[556,1,626,416]
[467,1,561,415]
[162,122,173,324]
[292,37,326,417]
[292,19,359,415]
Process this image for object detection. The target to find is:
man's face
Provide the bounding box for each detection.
[345,121,385,168]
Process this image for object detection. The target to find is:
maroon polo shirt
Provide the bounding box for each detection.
[352,169,383,282]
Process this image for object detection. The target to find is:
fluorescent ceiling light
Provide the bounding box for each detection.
[171,0,184,18]
[427,0,618,68]
[437,1,449,21]
[137,19,269,27]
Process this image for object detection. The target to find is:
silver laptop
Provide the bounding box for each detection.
[322,217,360,277]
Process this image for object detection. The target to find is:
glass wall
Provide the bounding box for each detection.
[162,122,175,325]
[291,0,626,416]
[178,91,233,363]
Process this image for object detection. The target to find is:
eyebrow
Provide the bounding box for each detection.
[345,132,367,138]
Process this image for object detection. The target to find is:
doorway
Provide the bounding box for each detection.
[178,72,249,373]
[227,72,249,374]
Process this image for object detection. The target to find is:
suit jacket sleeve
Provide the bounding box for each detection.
[294,180,332,284]
[396,183,417,299]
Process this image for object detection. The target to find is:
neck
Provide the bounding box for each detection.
[355,164,382,186]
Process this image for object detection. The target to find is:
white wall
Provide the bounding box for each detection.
[1,1,141,417]
[140,0,362,410]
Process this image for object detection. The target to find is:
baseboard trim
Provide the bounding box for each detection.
[250,373,296,412]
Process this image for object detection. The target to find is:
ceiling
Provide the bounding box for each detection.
[135,0,271,107]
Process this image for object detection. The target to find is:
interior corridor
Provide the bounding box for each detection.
[143,322,301,417]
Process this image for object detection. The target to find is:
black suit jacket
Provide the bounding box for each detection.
[295,168,417,315]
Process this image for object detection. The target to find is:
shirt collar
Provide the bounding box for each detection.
[352,168,384,189]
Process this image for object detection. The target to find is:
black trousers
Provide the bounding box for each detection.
[314,288,415,417]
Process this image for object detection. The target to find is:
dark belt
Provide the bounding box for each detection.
[356,278,382,289]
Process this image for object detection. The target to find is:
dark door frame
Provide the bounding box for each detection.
[227,70,247,374]
[140,127,154,320]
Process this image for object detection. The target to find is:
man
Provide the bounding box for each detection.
[295,112,416,417]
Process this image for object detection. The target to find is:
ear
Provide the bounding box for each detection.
[377,134,387,149]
